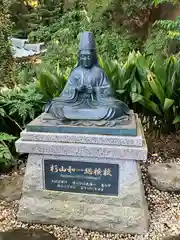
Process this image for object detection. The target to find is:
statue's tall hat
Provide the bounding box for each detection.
[79,32,96,51]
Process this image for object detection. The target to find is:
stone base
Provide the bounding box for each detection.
[18,154,149,234]
[16,115,149,234]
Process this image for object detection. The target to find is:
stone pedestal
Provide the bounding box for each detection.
[15,114,149,234]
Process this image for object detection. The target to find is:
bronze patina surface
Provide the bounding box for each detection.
[44,32,130,122]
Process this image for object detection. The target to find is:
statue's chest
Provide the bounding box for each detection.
[81,71,99,86]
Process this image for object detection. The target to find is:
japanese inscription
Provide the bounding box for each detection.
[44,160,119,196]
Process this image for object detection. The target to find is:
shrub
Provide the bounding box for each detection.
[0,132,16,167]
[0,82,45,168]
[29,8,141,70]
[0,0,13,87]
[100,53,180,134]
[0,83,44,132]
[35,62,70,100]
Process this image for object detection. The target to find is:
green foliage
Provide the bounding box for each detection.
[155,17,180,42]
[144,29,168,58]
[86,0,151,21]
[144,0,180,57]
[17,49,179,135]
[41,39,77,70]
[25,0,63,34]
[0,0,13,86]
[86,0,113,22]
[100,52,180,134]
[12,62,36,85]
[31,8,141,75]
[0,132,16,166]
[29,50,180,135]
[9,0,32,37]
[153,0,179,6]
[0,83,44,129]
[100,52,150,104]
[144,16,180,58]
[35,62,70,100]
[0,75,45,169]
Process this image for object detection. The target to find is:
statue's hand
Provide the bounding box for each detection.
[76,85,85,92]
[87,85,93,94]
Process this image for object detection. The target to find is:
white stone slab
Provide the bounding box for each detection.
[16,138,147,161]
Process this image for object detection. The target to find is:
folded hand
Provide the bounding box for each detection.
[87,85,93,94]
[76,85,85,92]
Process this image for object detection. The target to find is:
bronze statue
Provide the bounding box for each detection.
[45,32,130,121]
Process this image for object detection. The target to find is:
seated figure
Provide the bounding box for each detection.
[45,32,130,121]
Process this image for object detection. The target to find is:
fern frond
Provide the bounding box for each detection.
[0,144,12,165]
[0,82,44,125]
[0,133,16,142]
[0,133,16,165]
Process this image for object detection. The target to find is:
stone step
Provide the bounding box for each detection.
[15,138,147,160]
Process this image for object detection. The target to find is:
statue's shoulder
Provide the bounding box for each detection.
[70,66,81,74]
[92,66,105,75]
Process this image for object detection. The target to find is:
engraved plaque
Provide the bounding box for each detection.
[44,160,119,196]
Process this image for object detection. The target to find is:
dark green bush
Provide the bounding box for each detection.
[0,0,13,87]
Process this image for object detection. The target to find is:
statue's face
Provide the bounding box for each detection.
[80,50,93,68]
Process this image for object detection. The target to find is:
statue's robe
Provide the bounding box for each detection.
[45,66,129,120]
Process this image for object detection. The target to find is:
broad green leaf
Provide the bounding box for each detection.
[9,107,17,116]
[142,99,162,116]
[153,55,166,88]
[36,68,62,99]
[133,94,162,116]
[116,89,126,94]
[136,55,149,80]
[0,108,5,117]
[0,133,16,142]
[173,116,180,124]
[131,92,143,103]
[147,72,165,105]
[131,80,137,92]
[3,153,11,160]
[141,79,152,98]
[163,98,174,111]
[98,56,104,68]
[166,56,176,82]
[124,78,131,86]
[136,81,142,93]
[56,61,60,76]
[166,72,175,98]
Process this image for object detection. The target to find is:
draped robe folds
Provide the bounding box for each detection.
[45,66,130,121]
